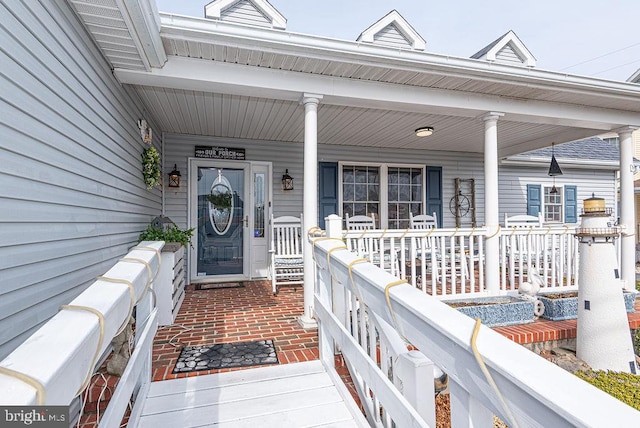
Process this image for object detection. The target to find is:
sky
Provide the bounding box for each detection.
[155,0,640,82]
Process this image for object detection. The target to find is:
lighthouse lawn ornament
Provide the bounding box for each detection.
[575,194,637,373]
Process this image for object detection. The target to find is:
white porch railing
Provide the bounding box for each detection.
[499,225,579,292]
[342,221,580,299]
[0,241,163,427]
[313,219,640,426]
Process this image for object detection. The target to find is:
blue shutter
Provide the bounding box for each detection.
[527,184,542,216]
[426,166,443,227]
[318,162,338,229]
[564,185,577,224]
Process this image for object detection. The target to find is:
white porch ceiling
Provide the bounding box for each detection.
[133,85,593,155]
[75,5,640,157]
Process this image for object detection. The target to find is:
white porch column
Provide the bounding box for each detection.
[618,127,638,291]
[299,93,323,329]
[482,112,504,294]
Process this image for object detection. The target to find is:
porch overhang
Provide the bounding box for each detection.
[76,2,640,157]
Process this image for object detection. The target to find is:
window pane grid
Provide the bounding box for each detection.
[343,166,380,226]
[388,167,423,229]
[544,187,563,222]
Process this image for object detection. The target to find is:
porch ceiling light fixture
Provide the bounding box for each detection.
[168,164,181,188]
[415,126,434,137]
[548,142,563,194]
[282,169,294,191]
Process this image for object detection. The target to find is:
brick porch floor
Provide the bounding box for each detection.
[151,281,319,381]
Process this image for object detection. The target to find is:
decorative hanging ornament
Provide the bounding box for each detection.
[548,142,563,193]
[548,152,563,177]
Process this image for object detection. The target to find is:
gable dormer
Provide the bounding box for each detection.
[628,68,640,84]
[357,10,426,51]
[471,30,536,67]
[205,0,286,30]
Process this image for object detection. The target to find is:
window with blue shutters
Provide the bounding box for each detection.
[322,163,442,228]
[527,184,578,223]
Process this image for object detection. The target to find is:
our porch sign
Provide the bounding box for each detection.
[195,145,245,160]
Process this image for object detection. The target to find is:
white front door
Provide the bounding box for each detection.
[189,159,271,282]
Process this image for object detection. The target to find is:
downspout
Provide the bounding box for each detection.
[161,131,165,216]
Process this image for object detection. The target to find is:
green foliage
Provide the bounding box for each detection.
[141,147,160,189]
[574,370,640,411]
[206,191,232,209]
[138,224,194,248]
[634,329,640,356]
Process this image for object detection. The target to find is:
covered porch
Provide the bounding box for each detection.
[4,0,640,425]
[94,3,640,328]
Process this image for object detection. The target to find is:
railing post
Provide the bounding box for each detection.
[325,215,349,327]
[325,214,343,239]
[450,380,494,428]
[395,350,436,427]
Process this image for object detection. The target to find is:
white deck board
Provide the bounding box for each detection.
[147,360,325,397]
[137,361,367,427]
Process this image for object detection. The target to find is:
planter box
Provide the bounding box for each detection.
[447,296,535,327]
[539,291,637,321]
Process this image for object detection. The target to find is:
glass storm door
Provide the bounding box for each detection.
[193,162,248,279]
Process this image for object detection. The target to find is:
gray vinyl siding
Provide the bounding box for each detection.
[0,1,161,359]
[164,135,485,229]
[163,134,304,227]
[498,165,617,222]
[372,24,412,49]
[220,2,271,28]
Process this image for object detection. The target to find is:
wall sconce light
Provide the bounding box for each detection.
[137,119,153,144]
[415,126,434,137]
[168,164,181,188]
[282,169,294,191]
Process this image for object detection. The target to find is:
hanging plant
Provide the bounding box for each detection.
[206,191,233,210]
[141,147,160,190]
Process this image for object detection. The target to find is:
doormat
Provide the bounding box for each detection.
[195,282,244,290]
[173,340,279,373]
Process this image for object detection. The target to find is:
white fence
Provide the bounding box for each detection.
[313,224,640,426]
[0,242,163,427]
[342,221,580,299]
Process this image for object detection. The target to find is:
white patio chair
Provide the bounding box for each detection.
[344,213,395,271]
[345,213,376,230]
[406,212,438,284]
[409,212,437,229]
[504,213,544,229]
[270,214,304,295]
[504,212,544,281]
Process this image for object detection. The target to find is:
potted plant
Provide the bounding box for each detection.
[138,223,194,248]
